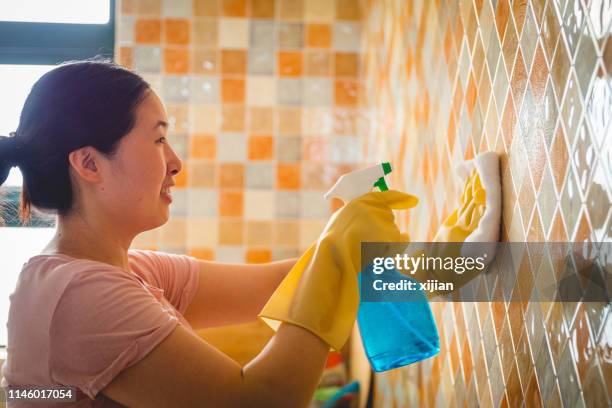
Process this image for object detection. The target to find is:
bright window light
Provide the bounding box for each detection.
[0,64,54,187]
[0,64,58,348]
[0,0,110,24]
[0,227,57,347]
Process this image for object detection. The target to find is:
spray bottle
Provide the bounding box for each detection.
[324,162,440,372]
[324,162,393,200]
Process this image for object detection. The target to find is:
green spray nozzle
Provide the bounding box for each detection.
[373,162,392,191]
[324,162,393,201]
[373,177,389,191]
[382,162,392,175]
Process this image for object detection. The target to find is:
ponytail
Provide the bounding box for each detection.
[0,133,22,185]
[0,133,26,226]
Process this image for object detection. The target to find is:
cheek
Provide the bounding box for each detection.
[111,166,161,202]
[112,145,166,193]
[125,150,165,185]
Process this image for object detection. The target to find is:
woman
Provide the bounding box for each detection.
[0,60,406,407]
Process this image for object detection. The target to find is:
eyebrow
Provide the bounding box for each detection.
[154,120,169,130]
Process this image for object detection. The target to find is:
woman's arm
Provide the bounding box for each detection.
[183,258,298,329]
[102,322,330,407]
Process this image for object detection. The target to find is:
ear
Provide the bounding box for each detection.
[68,147,102,183]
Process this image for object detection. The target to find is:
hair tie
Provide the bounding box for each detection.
[0,132,22,168]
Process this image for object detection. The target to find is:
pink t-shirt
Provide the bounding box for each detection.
[1,249,200,407]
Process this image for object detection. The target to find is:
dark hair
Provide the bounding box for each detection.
[0,58,150,225]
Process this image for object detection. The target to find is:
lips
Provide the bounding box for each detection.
[160,190,173,203]
[160,182,175,203]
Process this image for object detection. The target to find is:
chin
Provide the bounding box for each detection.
[155,207,170,225]
[138,211,170,233]
[160,211,170,225]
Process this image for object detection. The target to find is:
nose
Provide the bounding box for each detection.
[165,143,182,176]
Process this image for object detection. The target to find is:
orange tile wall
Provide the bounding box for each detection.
[117,0,365,264]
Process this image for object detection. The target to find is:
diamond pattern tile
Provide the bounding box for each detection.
[360,0,611,406]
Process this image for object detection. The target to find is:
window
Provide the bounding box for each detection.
[1,0,110,24]
[0,0,114,65]
[0,0,115,348]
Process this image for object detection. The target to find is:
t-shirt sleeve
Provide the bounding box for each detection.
[49,268,180,400]
[128,250,200,315]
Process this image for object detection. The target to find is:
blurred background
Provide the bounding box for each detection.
[0,0,610,406]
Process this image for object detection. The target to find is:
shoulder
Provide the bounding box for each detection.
[127,249,199,280]
[127,249,201,314]
[49,258,144,314]
[48,256,172,332]
[12,255,137,306]
[127,249,171,272]
[7,256,146,354]
[127,249,166,286]
[127,248,195,266]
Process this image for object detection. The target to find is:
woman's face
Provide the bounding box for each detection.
[93,90,182,234]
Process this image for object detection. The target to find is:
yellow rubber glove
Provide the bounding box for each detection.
[407,152,501,298]
[434,151,501,243]
[432,168,485,242]
[258,190,418,351]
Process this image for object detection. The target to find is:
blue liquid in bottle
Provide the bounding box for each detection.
[357,265,440,372]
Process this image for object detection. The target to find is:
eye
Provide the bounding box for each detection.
[156,136,167,144]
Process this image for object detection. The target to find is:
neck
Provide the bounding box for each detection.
[43,209,134,271]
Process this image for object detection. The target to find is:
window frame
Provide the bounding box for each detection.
[0,0,116,64]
